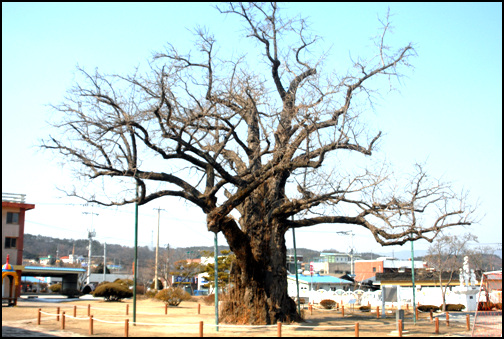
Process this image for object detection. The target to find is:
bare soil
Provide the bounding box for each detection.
[2,297,474,337]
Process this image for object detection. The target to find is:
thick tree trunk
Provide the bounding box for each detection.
[219,221,301,325]
[213,177,302,325]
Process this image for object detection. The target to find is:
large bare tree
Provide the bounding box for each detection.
[42,3,476,324]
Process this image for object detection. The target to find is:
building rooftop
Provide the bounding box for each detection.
[288,274,353,284]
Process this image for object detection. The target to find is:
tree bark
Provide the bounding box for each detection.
[212,175,301,325]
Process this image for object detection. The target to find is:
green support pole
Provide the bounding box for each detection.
[214,233,219,332]
[133,183,139,326]
[411,234,416,324]
[292,227,301,316]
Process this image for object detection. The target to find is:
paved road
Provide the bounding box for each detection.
[2,322,85,337]
[2,325,61,337]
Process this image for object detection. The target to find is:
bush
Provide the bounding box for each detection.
[203,293,215,305]
[359,305,371,312]
[155,287,191,306]
[444,304,465,311]
[320,299,336,309]
[92,283,133,302]
[49,283,62,293]
[417,305,440,312]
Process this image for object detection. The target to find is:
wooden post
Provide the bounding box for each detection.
[37,308,41,325]
[57,307,60,321]
[198,303,201,315]
[89,315,94,335]
[125,319,129,337]
[199,321,203,337]
[377,306,380,319]
[342,305,345,317]
[406,303,409,311]
[429,309,433,322]
[398,319,403,337]
[355,322,359,337]
[466,314,470,331]
[277,322,282,337]
[61,312,65,330]
[435,317,439,334]
[165,304,168,315]
[446,312,449,327]
[126,304,129,315]
[74,305,77,318]
[415,306,418,322]
[88,304,91,316]
[309,303,312,315]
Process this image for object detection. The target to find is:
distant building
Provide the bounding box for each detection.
[354,257,426,284]
[2,193,35,305]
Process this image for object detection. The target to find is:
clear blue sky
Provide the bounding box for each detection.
[2,3,502,257]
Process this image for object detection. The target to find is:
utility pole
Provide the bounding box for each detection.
[336,231,355,276]
[103,243,107,283]
[153,207,166,290]
[83,206,98,285]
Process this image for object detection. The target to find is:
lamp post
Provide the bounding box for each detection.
[214,233,219,332]
[133,182,139,326]
[410,233,416,324]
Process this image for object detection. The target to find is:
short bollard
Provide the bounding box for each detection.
[277,321,282,337]
[126,304,129,315]
[37,308,41,325]
[57,307,60,321]
[89,315,94,335]
[309,303,312,315]
[435,317,439,334]
[429,310,433,322]
[125,319,129,337]
[377,306,380,319]
[342,305,345,317]
[198,303,201,315]
[398,319,403,337]
[355,322,359,337]
[61,312,65,330]
[415,306,418,322]
[446,312,450,327]
[165,304,168,315]
[199,321,204,337]
[73,305,77,318]
[88,304,91,316]
[466,314,470,331]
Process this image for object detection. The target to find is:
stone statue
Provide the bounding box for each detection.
[459,268,465,287]
[470,269,477,286]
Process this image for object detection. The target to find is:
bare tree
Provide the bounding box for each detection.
[42,3,477,324]
[424,233,477,311]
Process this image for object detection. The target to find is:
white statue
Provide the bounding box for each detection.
[459,268,465,287]
[463,256,470,287]
[470,269,477,286]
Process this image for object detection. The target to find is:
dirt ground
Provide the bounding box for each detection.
[2,297,475,337]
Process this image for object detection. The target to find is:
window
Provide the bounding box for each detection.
[5,237,17,249]
[373,267,377,272]
[6,212,19,224]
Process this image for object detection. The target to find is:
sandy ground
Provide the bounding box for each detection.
[3,297,476,337]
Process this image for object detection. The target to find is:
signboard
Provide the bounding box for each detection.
[309,262,314,275]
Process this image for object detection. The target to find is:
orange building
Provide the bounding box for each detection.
[354,257,426,285]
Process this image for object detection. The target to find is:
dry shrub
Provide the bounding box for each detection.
[155,287,191,306]
[417,305,440,312]
[444,304,465,311]
[204,293,215,305]
[320,299,336,309]
[359,305,371,312]
[92,283,132,302]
